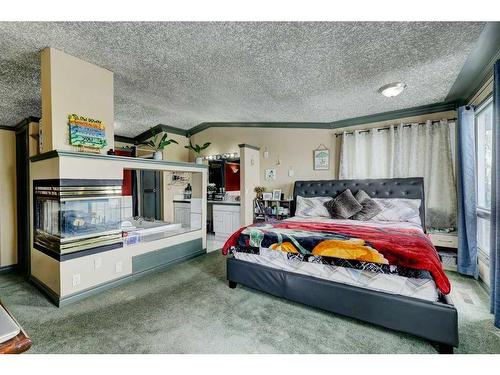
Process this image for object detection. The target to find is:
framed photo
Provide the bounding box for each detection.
[272,189,282,201]
[262,192,272,201]
[313,148,330,170]
[265,168,276,181]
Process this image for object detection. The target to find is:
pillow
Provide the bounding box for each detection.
[324,189,363,219]
[351,190,383,221]
[295,196,332,218]
[371,198,422,225]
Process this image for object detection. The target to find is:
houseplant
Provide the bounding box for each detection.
[138,128,179,160]
[185,141,211,164]
[254,186,265,199]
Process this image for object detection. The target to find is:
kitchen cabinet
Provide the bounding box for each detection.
[213,204,240,240]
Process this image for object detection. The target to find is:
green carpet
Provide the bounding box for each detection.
[0,252,499,354]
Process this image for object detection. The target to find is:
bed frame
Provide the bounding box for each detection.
[226,177,458,353]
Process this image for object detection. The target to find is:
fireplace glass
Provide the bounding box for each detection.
[34,181,123,255]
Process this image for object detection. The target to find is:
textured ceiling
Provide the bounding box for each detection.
[0,22,486,136]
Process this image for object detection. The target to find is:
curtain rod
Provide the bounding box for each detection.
[334,118,457,137]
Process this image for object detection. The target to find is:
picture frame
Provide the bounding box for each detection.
[272,189,282,201]
[265,168,277,181]
[313,147,330,170]
[262,192,272,201]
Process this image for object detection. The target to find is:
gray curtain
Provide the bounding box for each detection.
[490,60,500,328]
[457,106,478,277]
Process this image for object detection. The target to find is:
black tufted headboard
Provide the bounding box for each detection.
[292,177,426,229]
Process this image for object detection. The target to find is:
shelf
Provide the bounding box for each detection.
[256,199,292,203]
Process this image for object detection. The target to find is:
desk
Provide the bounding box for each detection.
[0,300,32,354]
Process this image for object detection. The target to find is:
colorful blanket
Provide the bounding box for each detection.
[222,220,450,294]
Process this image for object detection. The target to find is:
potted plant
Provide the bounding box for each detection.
[254,186,265,199]
[185,141,211,164]
[138,128,178,160]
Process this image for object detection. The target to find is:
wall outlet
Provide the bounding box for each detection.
[94,258,102,270]
[72,273,81,287]
[115,261,123,273]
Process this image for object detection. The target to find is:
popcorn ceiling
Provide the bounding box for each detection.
[0,22,485,136]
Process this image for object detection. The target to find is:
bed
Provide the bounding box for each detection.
[223,177,458,353]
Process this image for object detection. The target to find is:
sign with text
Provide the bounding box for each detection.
[68,114,107,149]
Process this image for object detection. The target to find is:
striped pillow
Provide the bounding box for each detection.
[295,196,332,218]
[371,198,422,226]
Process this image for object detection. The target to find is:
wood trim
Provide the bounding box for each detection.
[29,149,208,169]
[132,238,204,274]
[187,102,458,135]
[446,22,500,104]
[134,123,188,144]
[0,265,16,274]
[330,101,458,129]
[14,116,40,133]
[186,122,211,137]
[33,242,123,262]
[0,300,32,354]
[155,123,188,137]
[187,121,331,136]
[0,125,15,131]
[238,143,260,151]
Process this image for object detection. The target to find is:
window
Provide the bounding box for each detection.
[475,97,493,258]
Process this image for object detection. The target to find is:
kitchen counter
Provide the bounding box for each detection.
[173,199,240,206]
[208,200,240,206]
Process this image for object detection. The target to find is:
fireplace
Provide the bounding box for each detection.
[33,179,124,256]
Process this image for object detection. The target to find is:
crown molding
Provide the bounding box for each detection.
[330,101,458,129]
[14,116,40,133]
[119,101,460,142]
[446,22,500,104]
[238,143,260,151]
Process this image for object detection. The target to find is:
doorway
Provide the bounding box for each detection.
[140,170,162,219]
[15,126,29,275]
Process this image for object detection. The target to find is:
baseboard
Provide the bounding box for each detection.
[28,276,61,305]
[0,264,16,274]
[30,246,207,307]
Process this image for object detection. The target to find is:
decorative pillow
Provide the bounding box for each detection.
[371,198,422,226]
[351,190,383,221]
[295,196,332,218]
[324,189,363,219]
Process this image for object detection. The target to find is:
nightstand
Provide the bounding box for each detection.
[429,232,458,249]
[429,232,458,272]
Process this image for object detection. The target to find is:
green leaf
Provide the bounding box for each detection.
[160,132,169,145]
[248,228,264,247]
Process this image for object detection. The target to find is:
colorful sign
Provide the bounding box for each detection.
[68,114,107,149]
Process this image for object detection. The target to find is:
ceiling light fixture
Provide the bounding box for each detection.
[378,82,406,97]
